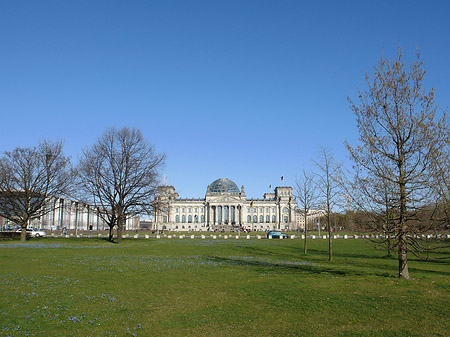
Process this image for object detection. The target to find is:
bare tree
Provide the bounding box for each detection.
[0,140,73,242]
[314,147,343,261]
[346,47,449,279]
[295,169,317,254]
[350,171,398,256]
[77,127,165,243]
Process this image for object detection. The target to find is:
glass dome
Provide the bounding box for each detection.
[209,178,239,193]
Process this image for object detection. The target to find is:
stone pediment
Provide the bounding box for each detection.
[206,194,242,204]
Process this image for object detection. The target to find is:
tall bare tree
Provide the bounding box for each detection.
[0,140,73,242]
[295,169,317,254]
[347,47,448,279]
[77,127,165,243]
[314,147,343,261]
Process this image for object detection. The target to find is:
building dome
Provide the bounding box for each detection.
[209,178,239,193]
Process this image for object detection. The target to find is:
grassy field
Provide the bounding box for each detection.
[0,237,449,336]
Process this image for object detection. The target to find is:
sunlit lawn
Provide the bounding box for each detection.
[1,237,449,336]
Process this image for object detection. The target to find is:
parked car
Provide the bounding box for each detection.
[266,230,289,239]
[16,228,47,238]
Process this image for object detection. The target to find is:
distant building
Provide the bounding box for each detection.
[0,196,139,231]
[153,178,300,232]
[38,197,139,231]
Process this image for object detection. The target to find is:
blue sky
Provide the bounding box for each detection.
[1,0,449,200]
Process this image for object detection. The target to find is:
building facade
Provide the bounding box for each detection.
[38,197,140,231]
[0,197,139,232]
[153,178,299,232]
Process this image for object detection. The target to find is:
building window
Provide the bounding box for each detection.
[259,207,263,212]
[182,215,186,223]
[194,215,198,223]
[188,208,191,213]
[175,215,179,223]
[272,208,275,212]
[195,208,198,212]
[283,207,289,213]
[259,215,263,223]
[201,215,205,223]
[272,215,276,223]
[247,208,251,212]
[284,216,288,223]
[201,208,204,213]
[182,208,185,213]
[253,215,257,223]
[266,215,269,223]
[247,215,251,223]
[176,208,179,213]
[163,216,167,223]
[188,215,192,223]
[265,208,269,212]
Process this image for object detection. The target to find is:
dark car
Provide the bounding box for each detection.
[266,230,289,239]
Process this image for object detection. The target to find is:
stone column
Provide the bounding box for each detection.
[278,201,281,230]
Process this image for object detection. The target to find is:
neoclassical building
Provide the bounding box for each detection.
[153,178,299,232]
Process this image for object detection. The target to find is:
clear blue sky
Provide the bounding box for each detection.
[1,0,449,200]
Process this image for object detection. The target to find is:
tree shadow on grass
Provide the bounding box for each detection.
[223,245,400,278]
[204,255,397,278]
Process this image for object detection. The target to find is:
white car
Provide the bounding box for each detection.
[16,228,47,238]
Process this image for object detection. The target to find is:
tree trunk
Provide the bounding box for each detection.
[20,227,27,243]
[328,208,332,262]
[328,221,332,261]
[304,211,308,254]
[398,173,409,279]
[117,216,123,244]
[108,226,114,242]
[398,232,409,279]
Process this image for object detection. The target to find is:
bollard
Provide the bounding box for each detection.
[246,235,250,240]
[168,235,172,239]
[212,235,216,239]
[257,235,261,239]
[191,235,195,239]
[291,235,295,239]
[145,234,149,239]
[269,235,272,239]
[224,235,228,239]
[201,235,205,239]
[235,235,239,239]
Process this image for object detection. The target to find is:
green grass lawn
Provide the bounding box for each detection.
[1,237,449,336]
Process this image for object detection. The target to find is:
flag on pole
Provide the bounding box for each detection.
[269,184,272,189]
[250,201,253,208]
[281,176,284,181]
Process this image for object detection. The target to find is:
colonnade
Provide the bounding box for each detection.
[206,204,242,226]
